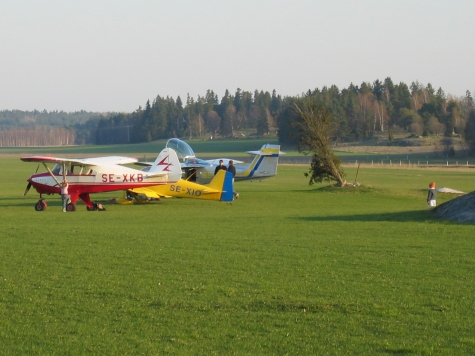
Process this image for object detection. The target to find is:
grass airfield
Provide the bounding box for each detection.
[1,148,475,355]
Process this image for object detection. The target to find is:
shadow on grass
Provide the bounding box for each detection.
[289,185,378,195]
[381,348,417,355]
[0,198,50,208]
[293,210,436,223]
[2,197,112,208]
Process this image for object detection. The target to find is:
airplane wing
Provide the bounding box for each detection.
[205,158,244,165]
[21,156,138,166]
[181,158,212,168]
[246,149,286,155]
[129,187,162,199]
[136,158,212,169]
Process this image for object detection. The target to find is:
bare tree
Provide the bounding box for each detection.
[409,123,423,136]
[373,100,388,132]
[222,105,236,137]
[205,110,220,138]
[427,117,446,137]
[0,126,75,146]
[291,99,346,186]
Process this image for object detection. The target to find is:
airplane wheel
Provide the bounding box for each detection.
[86,203,98,211]
[66,203,76,212]
[35,200,46,211]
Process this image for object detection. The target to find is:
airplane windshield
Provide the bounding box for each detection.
[52,163,62,174]
[166,138,195,160]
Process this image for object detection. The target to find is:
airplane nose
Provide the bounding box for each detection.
[24,165,39,196]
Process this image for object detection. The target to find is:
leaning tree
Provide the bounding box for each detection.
[291,98,346,187]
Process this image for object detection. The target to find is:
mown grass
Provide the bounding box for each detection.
[0,138,278,157]
[1,153,475,355]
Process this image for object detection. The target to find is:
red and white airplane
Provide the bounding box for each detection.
[21,148,182,212]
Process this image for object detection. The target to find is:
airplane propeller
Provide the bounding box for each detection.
[24,182,32,196]
[24,165,39,196]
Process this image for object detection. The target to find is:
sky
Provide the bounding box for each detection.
[1,0,474,113]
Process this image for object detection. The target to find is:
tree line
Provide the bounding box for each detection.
[1,78,475,154]
[0,127,75,147]
[94,79,475,148]
[95,88,280,144]
[278,79,474,145]
[0,109,105,146]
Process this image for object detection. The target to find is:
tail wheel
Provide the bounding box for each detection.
[86,202,98,211]
[66,203,76,212]
[35,200,46,211]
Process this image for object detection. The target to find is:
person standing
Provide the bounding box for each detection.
[427,182,437,207]
[227,160,239,199]
[60,180,70,212]
[214,159,227,175]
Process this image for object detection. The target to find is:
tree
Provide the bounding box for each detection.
[427,116,445,137]
[256,107,269,136]
[291,98,346,186]
[206,110,220,138]
[357,91,376,137]
[388,128,394,141]
[399,108,422,130]
[464,109,475,156]
[221,105,235,137]
[372,79,384,101]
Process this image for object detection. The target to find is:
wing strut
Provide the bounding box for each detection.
[43,163,61,186]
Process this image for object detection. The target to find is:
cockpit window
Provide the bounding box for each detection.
[51,162,74,175]
[52,163,62,174]
[166,138,195,160]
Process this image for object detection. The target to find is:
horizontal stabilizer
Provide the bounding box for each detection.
[246,144,285,156]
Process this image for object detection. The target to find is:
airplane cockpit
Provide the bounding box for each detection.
[166,138,211,167]
[51,163,94,175]
[166,138,196,161]
[51,162,73,175]
[51,163,63,174]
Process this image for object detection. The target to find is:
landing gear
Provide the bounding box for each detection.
[33,198,75,212]
[35,199,47,211]
[87,202,98,211]
[86,202,106,211]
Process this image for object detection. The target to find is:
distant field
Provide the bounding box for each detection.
[0,138,279,157]
[3,137,474,168]
[1,147,475,354]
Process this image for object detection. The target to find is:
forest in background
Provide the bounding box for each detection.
[1,77,475,154]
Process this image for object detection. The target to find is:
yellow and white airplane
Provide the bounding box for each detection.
[115,169,234,204]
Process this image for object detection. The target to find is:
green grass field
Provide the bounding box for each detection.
[0,138,278,157]
[1,147,475,355]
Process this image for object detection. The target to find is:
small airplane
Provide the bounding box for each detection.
[21,148,182,211]
[137,138,285,184]
[116,169,234,204]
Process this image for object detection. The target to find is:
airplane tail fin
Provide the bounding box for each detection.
[240,144,284,179]
[147,148,182,182]
[208,170,234,202]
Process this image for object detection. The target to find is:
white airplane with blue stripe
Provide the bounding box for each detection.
[162,138,285,184]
